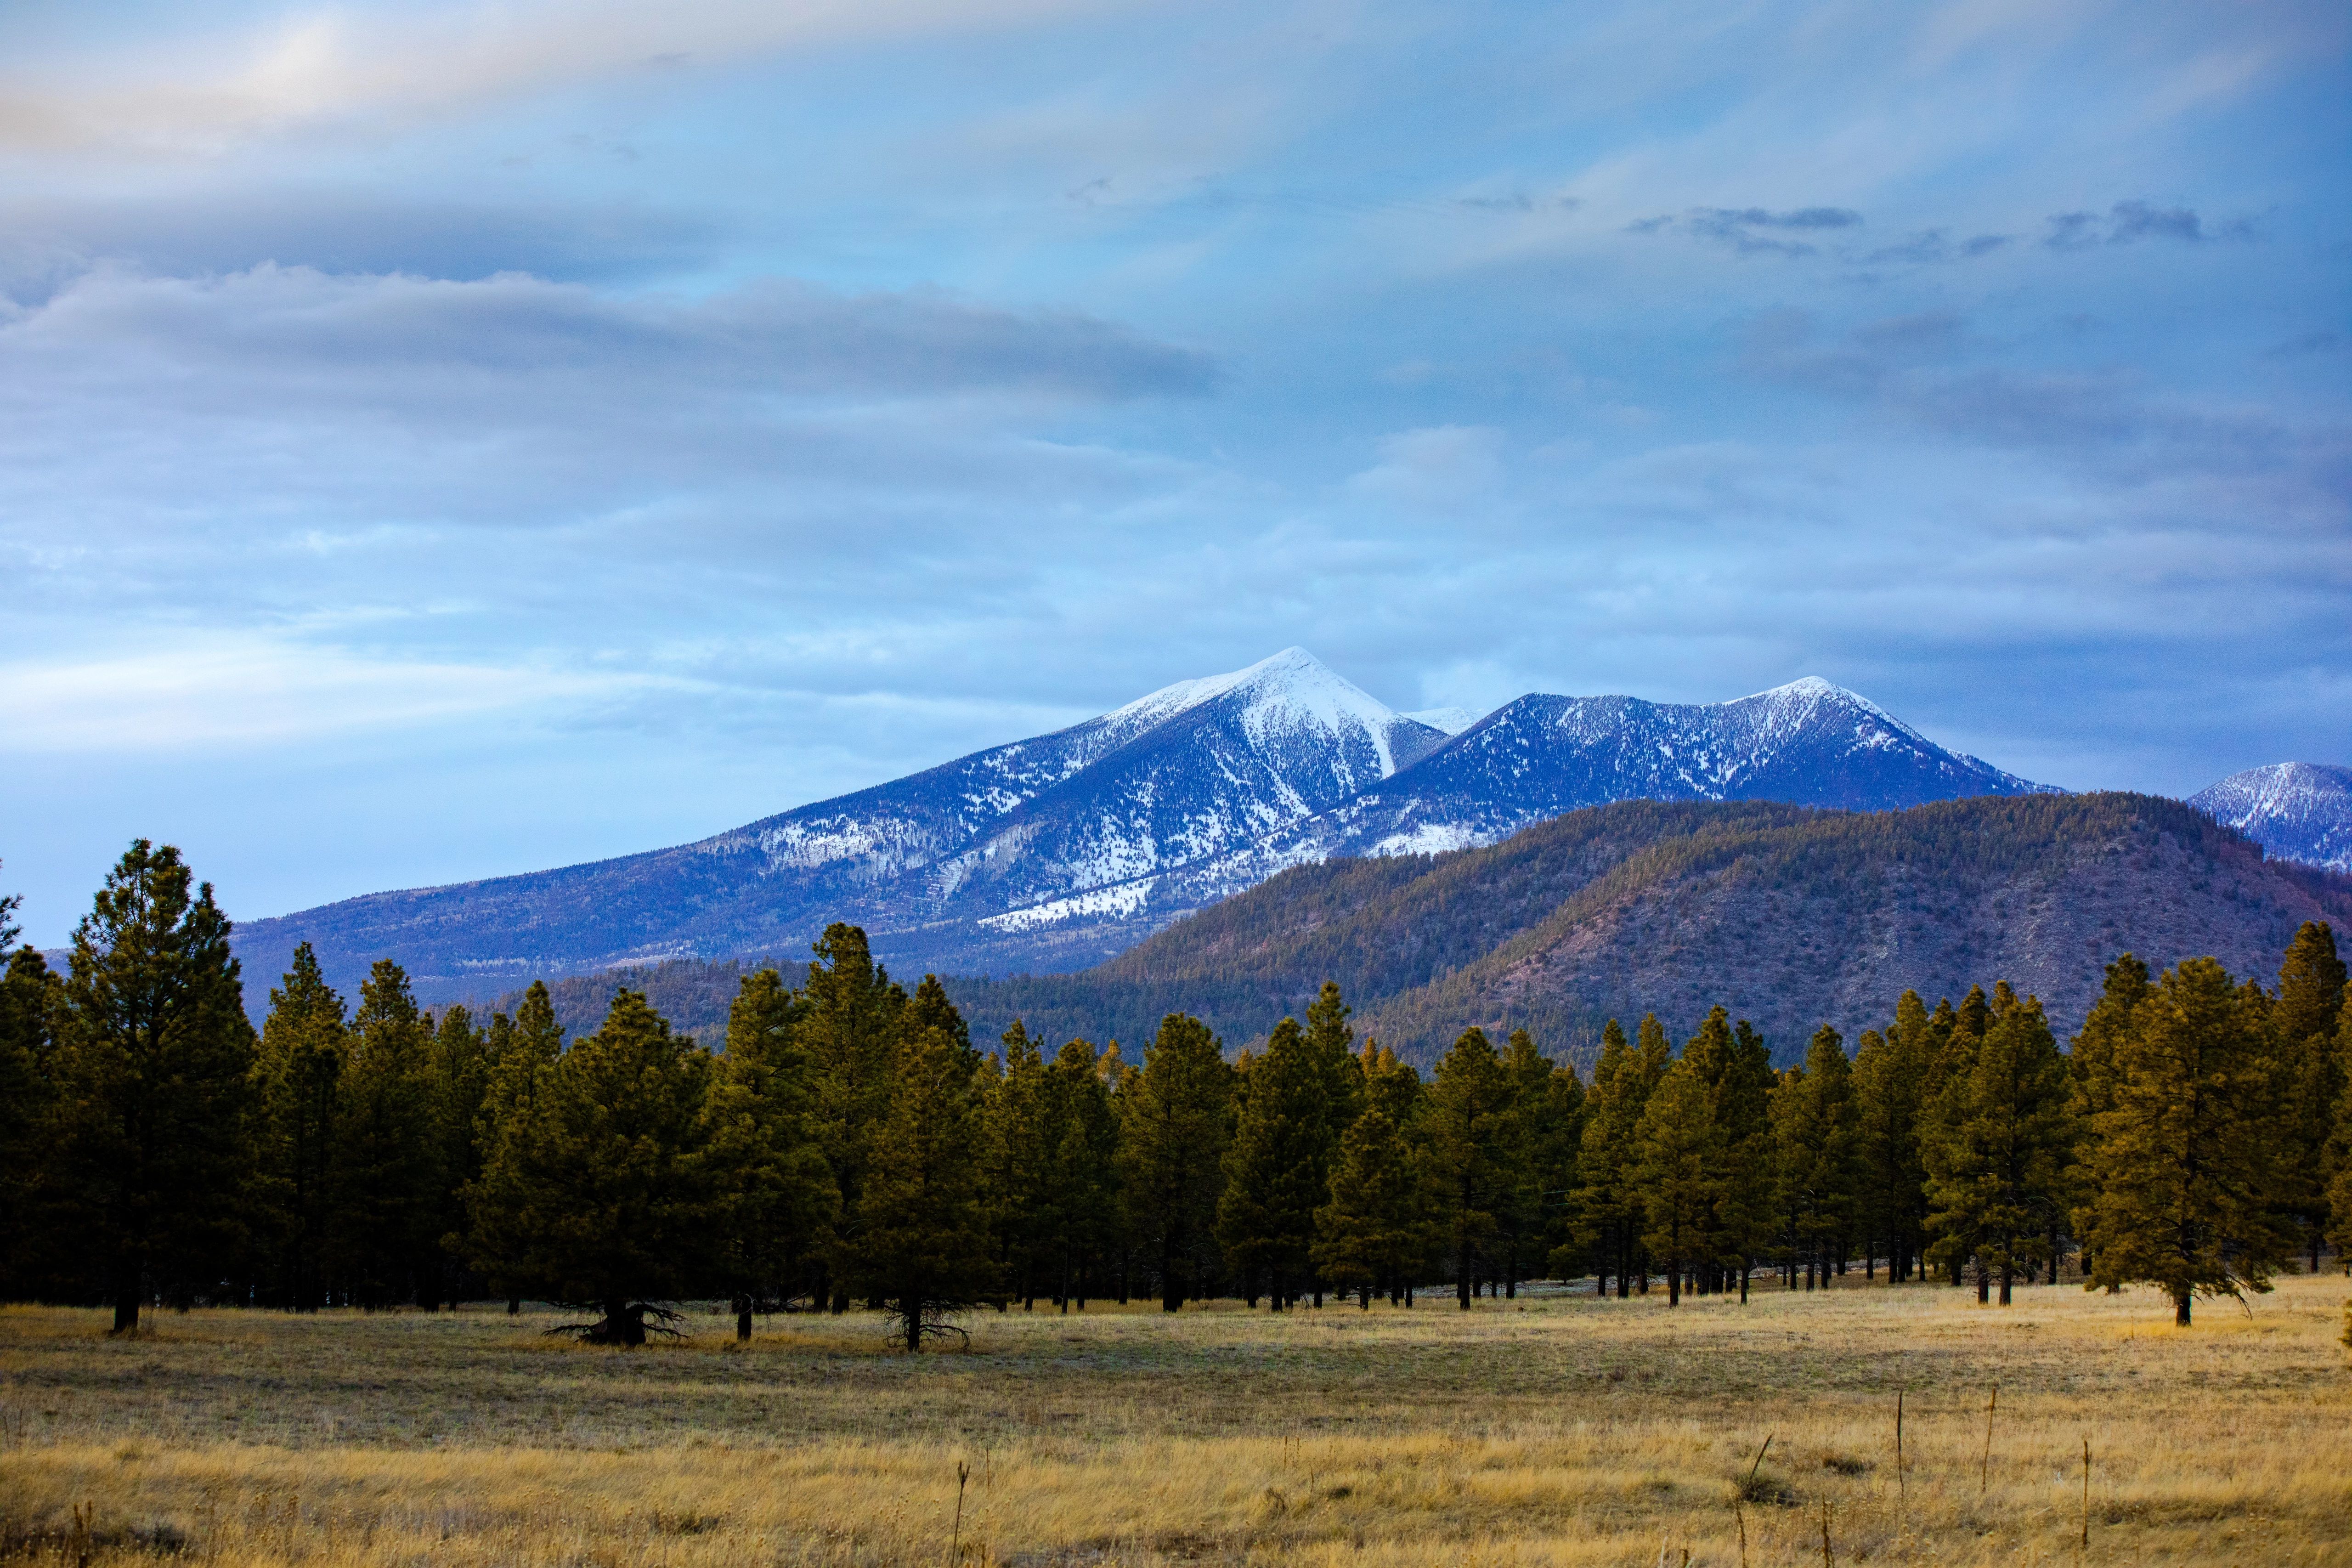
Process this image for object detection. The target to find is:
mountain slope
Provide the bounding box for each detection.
[944,793,2350,1067]
[233,649,1443,998]
[1050,676,2052,924]
[2188,763,2352,872]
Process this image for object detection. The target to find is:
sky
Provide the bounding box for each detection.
[3,0,2347,945]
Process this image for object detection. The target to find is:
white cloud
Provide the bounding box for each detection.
[0,0,1146,157]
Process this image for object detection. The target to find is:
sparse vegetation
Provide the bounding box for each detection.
[1,1276,2348,1565]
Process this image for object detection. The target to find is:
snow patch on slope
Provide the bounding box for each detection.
[980,877,1161,932]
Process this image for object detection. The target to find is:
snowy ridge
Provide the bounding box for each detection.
[2188,762,2352,873]
[232,656,2052,997]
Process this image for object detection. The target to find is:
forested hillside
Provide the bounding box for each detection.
[512,794,2352,1068]
[948,793,2352,1065]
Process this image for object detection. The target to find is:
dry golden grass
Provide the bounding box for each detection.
[2,1272,2348,1566]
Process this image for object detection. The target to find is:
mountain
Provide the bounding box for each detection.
[943,792,2352,1067]
[2188,763,2352,873]
[232,655,2056,1004]
[1062,675,2052,928]
[233,649,1447,999]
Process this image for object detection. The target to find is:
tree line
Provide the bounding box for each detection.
[2,841,2346,1346]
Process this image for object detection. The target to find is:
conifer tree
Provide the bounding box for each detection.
[2067,955,2149,1281]
[250,944,347,1310]
[1219,1017,1333,1308]
[1038,1037,1119,1308]
[2081,957,2293,1324]
[1300,982,1366,1303]
[0,894,58,1297]
[1633,1059,1717,1306]
[430,1004,491,1306]
[840,1020,997,1350]
[981,1020,1051,1305]
[469,990,719,1343]
[468,982,563,1310]
[45,841,254,1330]
[1362,1038,1421,1126]
[1419,1026,1513,1308]
[327,961,446,1307]
[705,967,836,1336]
[801,925,905,1311]
[1771,1026,1862,1291]
[1313,1105,1420,1306]
[1493,1028,1570,1297]
[1574,1018,1666,1296]
[1116,1013,1235,1310]
[1710,1017,1776,1301]
[1922,990,2074,1303]
[2272,923,2346,1269]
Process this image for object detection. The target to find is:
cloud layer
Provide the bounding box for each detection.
[0,0,2345,942]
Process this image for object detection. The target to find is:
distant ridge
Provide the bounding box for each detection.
[2189,762,2352,873]
[232,654,2053,1002]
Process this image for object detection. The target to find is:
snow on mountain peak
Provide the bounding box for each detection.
[1098,647,1418,776]
[1404,706,1482,736]
[2188,762,2352,872]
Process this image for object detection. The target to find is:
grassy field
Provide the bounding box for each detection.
[1,1273,2347,1566]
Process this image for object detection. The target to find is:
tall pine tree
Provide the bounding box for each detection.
[46,841,253,1331]
[1116,1013,1234,1310]
[1419,1026,1512,1308]
[1922,989,2074,1303]
[251,944,346,1311]
[327,961,445,1308]
[2081,957,2293,1324]
[2272,923,2346,1269]
[705,967,836,1336]
[469,990,720,1343]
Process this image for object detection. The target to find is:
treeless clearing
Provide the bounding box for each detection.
[1,1274,2346,1566]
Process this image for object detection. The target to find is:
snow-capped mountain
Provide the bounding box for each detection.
[233,650,1448,996]
[1048,677,2055,918]
[233,658,2055,1000]
[2187,763,2352,872]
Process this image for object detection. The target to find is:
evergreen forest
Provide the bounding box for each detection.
[3,839,2348,1348]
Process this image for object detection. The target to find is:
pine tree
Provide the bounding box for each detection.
[1922,990,2074,1303]
[1218,1017,1332,1308]
[2068,955,2150,1283]
[1710,1018,1776,1301]
[0,896,59,1298]
[802,925,905,1312]
[469,990,720,1343]
[1117,1013,1235,1310]
[840,1019,997,1350]
[2272,923,2346,1269]
[327,961,446,1308]
[468,981,564,1310]
[1037,1037,1119,1308]
[1633,1058,1717,1306]
[1771,1026,1862,1292]
[1300,982,1366,1304]
[1312,1105,1420,1307]
[251,944,347,1310]
[705,967,836,1337]
[1574,1017,1668,1297]
[2081,957,2294,1324]
[1419,1026,1513,1309]
[980,1020,1051,1306]
[430,1004,491,1307]
[1493,1028,1569,1298]
[45,842,254,1330]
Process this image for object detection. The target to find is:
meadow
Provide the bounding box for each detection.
[1,1274,2346,1567]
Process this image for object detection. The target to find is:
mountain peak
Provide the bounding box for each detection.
[2188,761,2352,872]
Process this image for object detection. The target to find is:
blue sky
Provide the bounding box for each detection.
[3,0,2346,944]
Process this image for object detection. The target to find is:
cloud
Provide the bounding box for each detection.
[1629,205,1862,256]
[2042,199,2240,249]
[0,0,1134,156]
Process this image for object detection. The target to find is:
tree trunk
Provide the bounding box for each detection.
[507,1296,521,1316]
[735,1294,753,1342]
[111,1255,142,1335]
[2174,1291,2192,1326]
[1998,1263,2013,1307]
